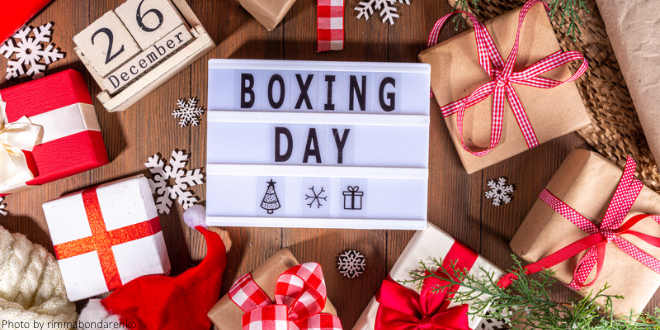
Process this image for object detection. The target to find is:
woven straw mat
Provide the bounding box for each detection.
[443,0,660,191]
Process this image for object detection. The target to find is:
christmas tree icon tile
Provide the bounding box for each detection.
[260,179,281,214]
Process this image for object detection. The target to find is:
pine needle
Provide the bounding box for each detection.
[400,256,660,329]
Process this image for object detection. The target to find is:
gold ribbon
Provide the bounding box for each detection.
[0,101,44,191]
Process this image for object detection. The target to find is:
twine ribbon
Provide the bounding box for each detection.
[374,241,478,330]
[498,157,660,290]
[426,0,588,156]
[53,187,162,290]
[229,262,342,330]
[0,101,43,191]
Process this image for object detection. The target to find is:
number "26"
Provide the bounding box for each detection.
[91,0,164,64]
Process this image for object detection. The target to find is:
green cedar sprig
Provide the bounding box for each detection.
[446,0,590,41]
[399,256,660,329]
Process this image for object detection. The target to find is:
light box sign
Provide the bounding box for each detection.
[206,59,430,229]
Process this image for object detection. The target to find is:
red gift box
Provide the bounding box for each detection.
[0,0,52,44]
[0,69,108,195]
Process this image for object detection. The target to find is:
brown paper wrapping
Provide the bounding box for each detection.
[595,0,660,165]
[510,148,660,316]
[238,0,296,31]
[418,4,590,174]
[208,248,337,330]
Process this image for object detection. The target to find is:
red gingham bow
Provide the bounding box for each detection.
[498,157,660,290]
[229,262,343,330]
[426,0,588,156]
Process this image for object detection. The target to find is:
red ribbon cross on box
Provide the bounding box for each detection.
[498,157,660,290]
[426,0,588,157]
[53,187,161,290]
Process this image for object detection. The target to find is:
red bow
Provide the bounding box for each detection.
[499,157,660,290]
[375,275,471,330]
[229,262,342,330]
[426,0,588,156]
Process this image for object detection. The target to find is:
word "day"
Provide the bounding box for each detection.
[275,127,351,164]
[238,72,399,112]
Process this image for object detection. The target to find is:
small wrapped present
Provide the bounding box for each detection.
[418,0,590,173]
[0,69,108,195]
[0,0,52,43]
[42,175,171,301]
[353,223,503,330]
[237,0,296,31]
[208,248,340,330]
[509,148,660,316]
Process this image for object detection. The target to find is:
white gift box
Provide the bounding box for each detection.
[353,223,503,330]
[42,175,171,301]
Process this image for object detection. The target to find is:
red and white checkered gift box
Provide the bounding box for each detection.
[42,175,170,301]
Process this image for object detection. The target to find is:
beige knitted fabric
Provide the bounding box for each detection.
[0,226,77,330]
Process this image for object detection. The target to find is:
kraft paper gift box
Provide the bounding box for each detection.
[418,2,590,174]
[510,148,660,316]
[353,223,503,330]
[237,0,296,31]
[0,69,109,195]
[595,0,660,168]
[42,175,171,301]
[208,248,338,330]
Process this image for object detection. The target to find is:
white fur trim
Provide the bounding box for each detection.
[77,299,128,330]
[183,205,207,229]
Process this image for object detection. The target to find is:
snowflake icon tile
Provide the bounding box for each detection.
[338,250,366,278]
[172,98,205,127]
[485,177,514,206]
[0,23,64,80]
[144,150,204,214]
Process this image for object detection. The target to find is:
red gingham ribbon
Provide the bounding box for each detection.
[498,157,660,290]
[317,0,344,52]
[229,262,343,330]
[426,0,588,156]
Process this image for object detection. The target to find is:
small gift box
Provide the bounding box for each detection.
[0,69,108,195]
[509,148,660,316]
[208,248,341,330]
[0,0,52,43]
[343,186,364,210]
[237,0,296,31]
[353,223,503,330]
[42,175,171,301]
[418,1,590,174]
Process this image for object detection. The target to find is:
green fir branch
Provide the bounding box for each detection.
[444,0,590,41]
[400,256,660,330]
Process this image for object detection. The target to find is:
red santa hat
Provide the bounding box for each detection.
[78,205,226,330]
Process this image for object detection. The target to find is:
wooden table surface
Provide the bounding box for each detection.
[2,0,658,328]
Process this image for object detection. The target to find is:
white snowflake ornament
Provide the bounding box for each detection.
[0,197,7,216]
[145,150,204,214]
[485,177,514,206]
[0,23,64,80]
[355,0,411,25]
[172,98,205,127]
[338,250,366,278]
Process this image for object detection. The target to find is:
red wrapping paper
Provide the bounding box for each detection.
[1,69,108,194]
[0,0,53,44]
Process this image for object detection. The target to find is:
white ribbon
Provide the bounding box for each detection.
[0,101,43,190]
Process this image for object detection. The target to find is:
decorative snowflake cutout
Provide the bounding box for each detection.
[355,0,411,25]
[144,150,204,214]
[172,98,205,127]
[338,250,366,278]
[0,23,64,80]
[0,197,7,216]
[485,177,514,206]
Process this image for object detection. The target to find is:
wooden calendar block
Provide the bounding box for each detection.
[73,11,141,77]
[115,0,187,49]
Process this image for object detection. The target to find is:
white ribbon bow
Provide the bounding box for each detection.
[0,101,43,191]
